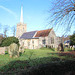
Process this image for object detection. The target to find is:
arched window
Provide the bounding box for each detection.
[32,40,34,44]
[51,37,54,44]
[28,42,30,46]
[42,39,46,45]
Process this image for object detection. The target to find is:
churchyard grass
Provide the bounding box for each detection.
[0,48,75,73]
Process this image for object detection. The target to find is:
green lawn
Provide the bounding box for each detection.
[0,48,74,73]
[0,48,55,66]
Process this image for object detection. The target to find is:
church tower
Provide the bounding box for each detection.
[16,6,27,38]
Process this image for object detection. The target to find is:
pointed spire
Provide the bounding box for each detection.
[20,5,23,23]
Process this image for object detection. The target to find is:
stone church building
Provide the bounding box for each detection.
[16,6,58,49]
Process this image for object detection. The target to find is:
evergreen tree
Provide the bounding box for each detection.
[70,32,75,46]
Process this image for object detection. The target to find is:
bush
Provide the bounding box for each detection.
[0,37,19,47]
[70,33,75,46]
[1,60,75,75]
[0,35,3,44]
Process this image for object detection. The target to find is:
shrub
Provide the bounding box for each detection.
[0,35,3,44]
[0,37,19,47]
[70,33,75,46]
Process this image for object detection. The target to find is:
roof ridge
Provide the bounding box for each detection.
[38,28,52,32]
[24,30,37,33]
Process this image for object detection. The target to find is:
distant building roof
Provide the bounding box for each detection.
[20,31,37,39]
[64,40,70,44]
[61,36,70,43]
[35,29,52,37]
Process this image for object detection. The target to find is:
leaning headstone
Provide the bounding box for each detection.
[70,46,72,49]
[55,48,58,51]
[19,46,24,52]
[72,46,74,50]
[73,45,75,50]
[58,43,64,52]
[8,43,19,58]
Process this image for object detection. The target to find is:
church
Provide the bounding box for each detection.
[16,6,58,49]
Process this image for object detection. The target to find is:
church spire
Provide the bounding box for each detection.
[20,5,23,23]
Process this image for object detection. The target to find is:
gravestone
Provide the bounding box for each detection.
[8,43,19,58]
[72,46,74,50]
[19,46,24,53]
[58,43,64,51]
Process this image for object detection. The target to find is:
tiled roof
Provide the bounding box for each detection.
[35,29,52,37]
[20,31,37,39]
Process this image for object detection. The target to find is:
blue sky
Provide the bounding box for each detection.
[0,0,74,36]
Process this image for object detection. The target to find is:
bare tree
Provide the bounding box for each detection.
[4,27,8,38]
[0,34,3,44]
[3,25,9,38]
[49,0,75,33]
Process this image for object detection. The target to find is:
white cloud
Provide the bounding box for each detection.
[0,5,17,19]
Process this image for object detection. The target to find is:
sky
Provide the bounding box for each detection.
[0,0,74,37]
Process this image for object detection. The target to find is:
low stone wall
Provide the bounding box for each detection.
[0,47,5,55]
